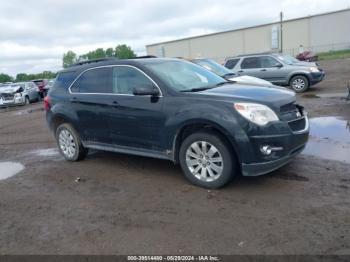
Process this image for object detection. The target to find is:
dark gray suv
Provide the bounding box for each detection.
[224,53,325,92]
[46,58,309,189]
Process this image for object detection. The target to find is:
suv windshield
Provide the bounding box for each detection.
[276,54,300,65]
[144,60,226,92]
[193,59,233,77]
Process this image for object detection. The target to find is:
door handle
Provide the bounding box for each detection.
[70,97,79,103]
[238,70,244,73]
[110,101,119,108]
[260,69,267,72]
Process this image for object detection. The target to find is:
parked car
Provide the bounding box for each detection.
[191,58,273,86]
[0,82,40,107]
[46,58,309,188]
[44,79,55,93]
[224,53,325,92]
[296,51,318,62]
[33,79,48,98]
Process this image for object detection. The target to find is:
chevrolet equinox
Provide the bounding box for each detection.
[45,58,309,188]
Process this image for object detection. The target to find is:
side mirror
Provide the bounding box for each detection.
[275,63,283,68]
[18,87,24,92]
[133,85,160,96]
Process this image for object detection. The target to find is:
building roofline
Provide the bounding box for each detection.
[146,8,350,47]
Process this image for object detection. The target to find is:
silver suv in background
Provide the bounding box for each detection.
[224,53,325,92]
[0,82,40,107]
[191,58,273,87]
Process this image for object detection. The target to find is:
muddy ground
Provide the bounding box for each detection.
[0,59,349,255]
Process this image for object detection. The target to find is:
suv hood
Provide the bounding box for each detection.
[0,86,21,94]
[292,61,317,67]
[199,84,296,110]
[229,75,273,86]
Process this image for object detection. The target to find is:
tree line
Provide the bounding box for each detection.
[0,44,137,84]
[63,44,136,68]
[0,71,57,83]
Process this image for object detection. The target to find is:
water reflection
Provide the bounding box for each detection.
[302,117,350,164]
[0,162,24,180]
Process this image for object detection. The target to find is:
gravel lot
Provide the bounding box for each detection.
[0,59,349,255]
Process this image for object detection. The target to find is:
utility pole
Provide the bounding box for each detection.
[280,11,284,53]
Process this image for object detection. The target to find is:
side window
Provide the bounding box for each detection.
[241,57,260,69]
[259,56,282,68]
[56,71,77,90]
[225,58,239,69]
[71,67,112,93]
[112,67,154,95]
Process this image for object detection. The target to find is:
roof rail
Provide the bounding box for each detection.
[133,55,158,59]
[69,58,116,67]
[236,51,280,57]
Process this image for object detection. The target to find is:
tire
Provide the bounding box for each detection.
[55,123,88,161]
[179,131,237,189]
[290,75,309,93]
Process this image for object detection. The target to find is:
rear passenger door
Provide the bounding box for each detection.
[107,66,165,151]
[238,57,261,77]
[69,67,114,144]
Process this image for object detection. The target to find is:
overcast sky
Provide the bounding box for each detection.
[1,0,349,76]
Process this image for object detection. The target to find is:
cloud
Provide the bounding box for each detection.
[0,0,349,76]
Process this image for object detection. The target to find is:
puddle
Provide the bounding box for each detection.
[13,108,44,116]
[316,93,348,98]
[0,162,24,180]
[30,148,59,157]
[301,94,319,99]
[302,117,350,163]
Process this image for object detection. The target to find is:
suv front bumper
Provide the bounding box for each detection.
[240,115,309,176]
[0,97,25,107]
[310,71,325,85]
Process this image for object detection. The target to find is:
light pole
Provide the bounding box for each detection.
[280,11,284,53]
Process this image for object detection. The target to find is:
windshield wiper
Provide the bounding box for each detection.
[223,73,236,78]
[215,81,231,87]
[180,81,231,92]
[180,87,214,92]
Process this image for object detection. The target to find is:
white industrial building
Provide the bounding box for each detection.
[146,8,350,63]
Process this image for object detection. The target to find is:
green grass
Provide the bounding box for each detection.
[318,49,350,61]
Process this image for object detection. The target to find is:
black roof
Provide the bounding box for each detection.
[59,57,179,74]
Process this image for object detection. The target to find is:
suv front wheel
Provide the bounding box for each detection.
[56,123,88,161]
[179,131,237,189]
[290,75,309,93]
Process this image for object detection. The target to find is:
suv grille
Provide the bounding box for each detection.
[1,93,14,101]
[288,118,306,132]
[279,103,307,132]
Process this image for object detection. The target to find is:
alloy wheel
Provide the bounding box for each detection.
[58,129,77,159]
[186,141,224,182]
[292,78,306,91]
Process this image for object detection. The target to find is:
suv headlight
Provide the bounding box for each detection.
[309,67,319,73]
[234,103,279,126]
[14,93,22,98]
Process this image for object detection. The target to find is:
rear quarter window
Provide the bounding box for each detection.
[54,71,77,90]
[225,58,239,69]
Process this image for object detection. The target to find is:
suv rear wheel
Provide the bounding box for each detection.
[290,75,309,93]
[179,131,237,188]
[56,123,88,161]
